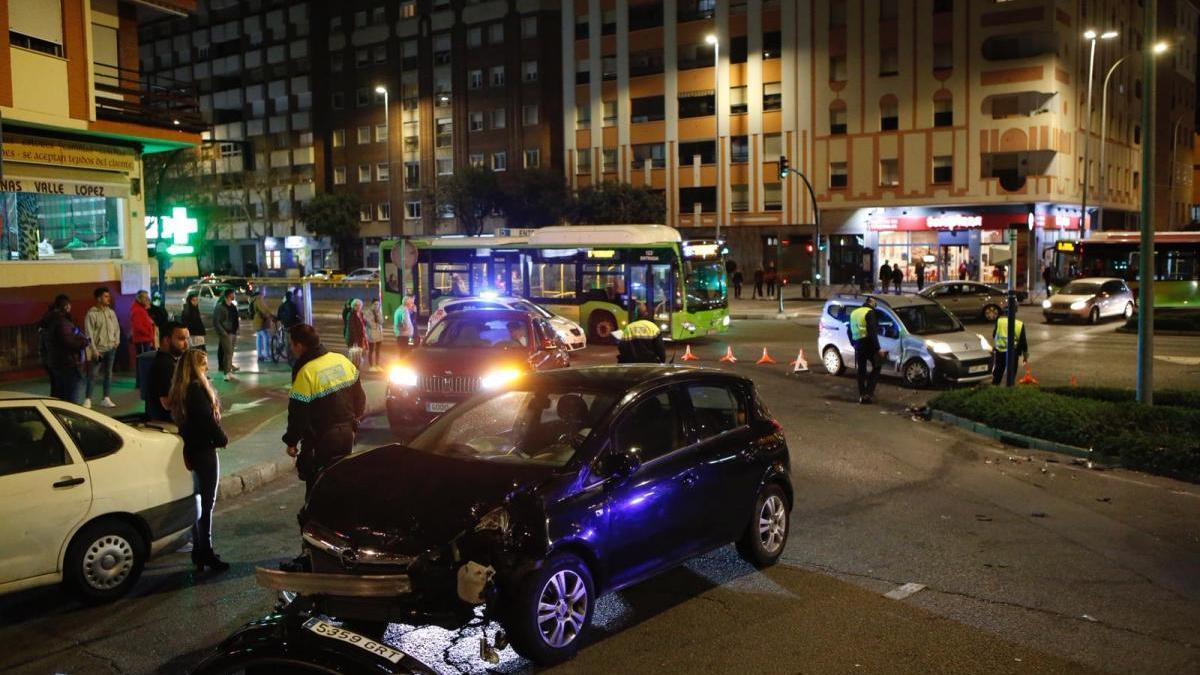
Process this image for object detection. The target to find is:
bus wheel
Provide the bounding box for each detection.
[588,312,618,344]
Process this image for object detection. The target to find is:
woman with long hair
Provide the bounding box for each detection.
[346,298,368,370]
[364,297,384,371]
[167,349,230,573]
[180,291,207,351]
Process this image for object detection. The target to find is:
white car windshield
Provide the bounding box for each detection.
[425,316,531,349]
[1060,281,1101,295]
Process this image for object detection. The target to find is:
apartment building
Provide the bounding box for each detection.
[1155,0,1197,230]
[0,0,202,375]
[563,0,1194,289]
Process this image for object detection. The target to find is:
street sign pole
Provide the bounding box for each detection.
[1006,226,1017,387]
[1136,0,1157,404]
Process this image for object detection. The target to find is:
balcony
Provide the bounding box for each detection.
[94,62,205,132]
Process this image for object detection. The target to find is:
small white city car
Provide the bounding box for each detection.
[0,393,195,603]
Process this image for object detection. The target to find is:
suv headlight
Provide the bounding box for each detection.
[924,339,953,354]
[388,365,419,387]
[480,366,522,390]
[1041,299,1052,309]
[1070,299,1089,310]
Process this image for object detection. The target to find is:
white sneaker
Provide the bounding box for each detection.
[224,373,238,382]
[83,398,92,409]
[100,397,117,408]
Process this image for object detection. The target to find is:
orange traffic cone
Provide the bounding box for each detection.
[789,348,810,373]
[680,345,700,362]
[719,346,738,363]
[1018,364,1039,386]
[1069,373,1077,387]
[756,348,777,365]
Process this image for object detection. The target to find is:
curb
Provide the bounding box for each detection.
[930,409,1117,466]
[218,457,296,500]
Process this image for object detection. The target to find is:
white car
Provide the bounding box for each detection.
[344,267,380,282]
[0,393,195,602]
[428,296,588,351]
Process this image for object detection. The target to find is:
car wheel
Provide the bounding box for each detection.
[502,553,594,666]
[736,483,790,568]
[1123,302,1134,320]
[902,358,932,388]
[822,346,844,375]
[587,312,618,344]
[63,519,146,603]
[982,304,1001,322]
[1088,307,1100,325]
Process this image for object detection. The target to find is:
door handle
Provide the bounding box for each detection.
[53,476,86,488]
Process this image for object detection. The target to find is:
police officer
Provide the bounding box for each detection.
[992,308,1028,385]
[849,296,885,404]
[616,303,666,364]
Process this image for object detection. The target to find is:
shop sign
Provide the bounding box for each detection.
[0,176,124,197]
[926,215,982,230]
[3,140,135,172]
[285,236,307,249]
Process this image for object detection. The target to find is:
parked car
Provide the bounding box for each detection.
[184,283,251,320]
[0,393,194,602]
[428,295,587,351]
[257,366,792,665]
[343,267,380,282]
[1041,277,1135,324]
[918,281,1029,322]
[818,294,993,387]
[386,309,571,435]
[304,268,346,281]
[198,275,254,295]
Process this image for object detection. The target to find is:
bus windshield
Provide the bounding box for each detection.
[684,261,727,310]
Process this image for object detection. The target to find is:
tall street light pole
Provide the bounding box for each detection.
[1136,9,1165,405]
[1081,29,1117,237]
[1097,52,1131,231]
[705,33,720,245]
[374,85,394,236]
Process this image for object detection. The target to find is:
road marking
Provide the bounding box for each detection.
[225,397,273,416]
[1154,355,1200,366]
[884,582,926,600]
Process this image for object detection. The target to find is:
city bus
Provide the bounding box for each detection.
[1076,231,1200,307]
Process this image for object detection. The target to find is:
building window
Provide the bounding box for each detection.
[492,109,506,129]
[469,153,485,167]
[490,65,505,87]
[933,96,953,127]
[469,111,484,132]
[932,156,953,184]
[405,201,421,219]
[357,126,371,144]
[731,185,749,212]
[360,204,373,222]
[880,97,899,131]
[830,103,847,134]
[762,31,781,59]
[492,151,507,171]
[729,86,748,114]
[575,16,589,40]
[678,140,716,164]
[433,34,451,64]
[764,183,782,211]
[401,2,416,18]
[630,47,665,76]
[763,133,782,158]
[830,161,848,188]
[576,150,592,174]
[601,55,617,81]
[356,49,369,67]
[880,47,899,76]
[468,69,483,89]
[933,0,953,13]
[489,23,504,44]
[522,16,538,39]
[576,59,590,85]
[523,60,538,82]
[375,124,388,142]
[631,95,665,123]
[332,129,346,147]
[437,158,453,175]
[602,148,618,173]
[731,136,749,163]
[404,162,420,189]
[601,9,617,35]
[373,44,387,63]
[333,166,347,184]
[358,164,372,182]
[763,82,782,111]
[830,55,847,82]
[879,159,899,186]
[830,0,847,27]
[602,100,617,126]
[679,91,716,118]
[933,41,953,70]
[468,27,482,48]
[377,162,390,181]
[522,105,539,126]
[377,202,391,221]
[576,104,591,130]
[524,149,540,168]
[332,92,345,109]
[729,35,748,64]
[401,40,418,69]
[436,118,452,147]
[356,89,370,107]
[12,0,64,56]
[631,143,666,169]
[880,0,898,20]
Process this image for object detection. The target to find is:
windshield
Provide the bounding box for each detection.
[411,388,620,467]
[510,298,554,319]
[1060,281,1101,295]
[894,304,963,335]
[684,261,727,310]
[425,316,531,349]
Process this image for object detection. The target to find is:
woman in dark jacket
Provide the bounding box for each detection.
[166,348,230,573]
[180,291,207,351]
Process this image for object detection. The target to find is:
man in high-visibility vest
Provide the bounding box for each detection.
[615,312,666,364]
[991,310,1029,385]
[848,297,886,404]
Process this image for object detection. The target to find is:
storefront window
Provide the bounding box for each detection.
[1,193,125,261]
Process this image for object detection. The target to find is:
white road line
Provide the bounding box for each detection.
[884,582,926,600]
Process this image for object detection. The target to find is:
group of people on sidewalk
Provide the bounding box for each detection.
[341,297,387,372]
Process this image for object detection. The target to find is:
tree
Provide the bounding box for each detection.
[567,181,666,225]
[142,147,217,284]
[301,192,363,268]
[498,168,570,228]
[436,165,501,236]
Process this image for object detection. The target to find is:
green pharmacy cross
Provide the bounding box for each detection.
[147,207,199,255]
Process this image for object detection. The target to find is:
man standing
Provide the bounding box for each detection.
[848,297,885,404]
[914,259,926,292]
[84,287,120,409]
[276,289,302,329]
[143,321,189,422]
[45,295,90,405]
[283,324,366,496]
[991,308,1028,385]
[1041,263,1057,297]
[958,261,968,281]
[250,288,275,362]
[891,263,903,294]
[615,305,666,364]
[878,260,891,292]
[212,289,239,382]
[752,268,764,299]
[131,290,157,355]
[765,265,777,298]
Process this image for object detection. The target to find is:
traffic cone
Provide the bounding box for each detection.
[1069,373,1077,387]
[1018,364,1039,386]
[680,345,700,362]
[719,346,738,363]
[789,348,810,373]
[756,348,776,365]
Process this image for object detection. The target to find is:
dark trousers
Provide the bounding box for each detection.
[733,283,742,299]
[992,351,1013,385]
[190,450,219,556]
[298,424,356,498]
[916,275,925,291]
[217,333,234,373]
[51,367,84,405]
[753,282,763,298]
[854,344,882,398]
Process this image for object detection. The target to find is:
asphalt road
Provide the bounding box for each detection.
[1,316,1198,674]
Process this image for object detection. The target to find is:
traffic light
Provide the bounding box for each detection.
[804,242,814,254]
[778,155,790,179]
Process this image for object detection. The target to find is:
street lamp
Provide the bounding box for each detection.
[374,84,394,235]
[1080,28,1118,236]
[705,33,721,245]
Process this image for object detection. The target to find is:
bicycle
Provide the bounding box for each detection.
[269,323,293,364]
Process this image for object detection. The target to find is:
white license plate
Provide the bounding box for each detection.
[969,364,989,374]
[303,618,403,664]
[426,401,454,413]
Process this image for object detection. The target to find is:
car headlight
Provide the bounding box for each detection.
[388,365,419,388]
[480,366,523,390]
[1070,299,1089,310]
[722,315,732,327]
[474,507,510,534]
[1041,299,1052,309]
[924,339,953,354]
[976,334,990,350]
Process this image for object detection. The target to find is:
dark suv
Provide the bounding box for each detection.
[258,366,793,665]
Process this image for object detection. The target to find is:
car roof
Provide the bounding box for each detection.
[1070,277,1122,283]
[826,293,937,309]
[442,308,532,322]
[531,365,749,391]
[0,391,50,402]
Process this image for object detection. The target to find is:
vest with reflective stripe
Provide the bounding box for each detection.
[290,351,360,403]
[623,319,661,340]
[849,306,871,341]
[994,318,1024,352]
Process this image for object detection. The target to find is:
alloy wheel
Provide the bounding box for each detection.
[983,304,1000,322]
[758,494,787,554]
[536,570,588,649]
[1123,303,1134,320]
[904,359,931,387]
[82,534,135,591]
[823,348,842,374]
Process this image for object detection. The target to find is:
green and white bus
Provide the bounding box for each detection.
[380,224,730,342]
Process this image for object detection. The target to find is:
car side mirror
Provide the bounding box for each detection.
[599,448,640,480]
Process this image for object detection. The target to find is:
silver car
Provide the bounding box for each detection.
[184,283,250,320]
[919,281,1028,322]
[818,294,994,387]
[1041,277,1135,324]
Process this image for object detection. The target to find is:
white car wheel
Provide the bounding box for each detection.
[822,347,844,375]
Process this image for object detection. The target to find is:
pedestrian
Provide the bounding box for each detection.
[958,261,968,281]
[848,296,885,404]
[131,290,156,355]
[144,321,189,422]
[1042,263,1057,296]
[283,324,366,498]
[731,269,744,299]
[83,286,120,409]
[914,260,926,292]
[346,299,368,370]
[615,303,666,364]
[44,294,90,405]
[878,260,891,292]
[180,290,207,352]
[212,288,239,382]
[166,348,230,574]
[341,299,354,346]
[393,295,416,352]
[753,268,764,299]
[149,292,170,333]
[766,265,779,297]
[365,298,385,371]
[277,289,302,329]
[991,309,1028,385]
[891,263,903,294]
[250,288,275,362]
[994,265,1006,285]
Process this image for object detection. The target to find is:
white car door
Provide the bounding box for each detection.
[0,402,91,584]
